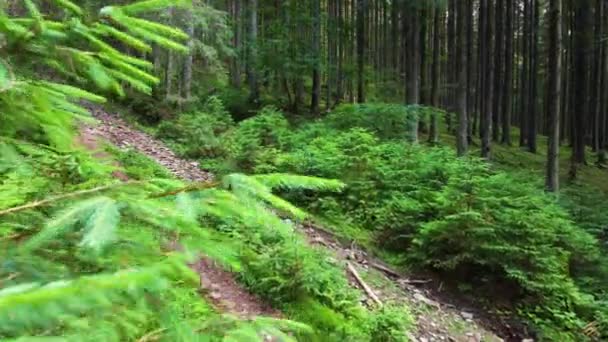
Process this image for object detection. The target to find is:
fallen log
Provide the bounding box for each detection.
[347,262,382,307]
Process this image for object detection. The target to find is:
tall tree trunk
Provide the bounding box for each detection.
[182,8,194,100]
[447,0,456,112]
[247,0,260,104]
[407,7,420,105]
[492,0,504,142]
[407,4,420,144]
[481,0,495,159]
[546,0,562,192]
[519,0,530,146]
[164,7,175,100]
[356,0,366,103]
[311,0,321,114]
[231,0,242,88]
[456,0,468,155]
[527,0,539,153]
[466,0,475,144]
[593,0,604,161]
[501,0,513,145]
[429,6,441,144]
[570,0,591,178]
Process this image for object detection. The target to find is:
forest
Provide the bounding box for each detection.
[1,0,608,341]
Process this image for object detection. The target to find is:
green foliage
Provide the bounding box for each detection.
[223,106,290,173]
[0,0,188,148]
[327,103,444,142]
[204,102,608,340]
[156,96,233,158]
[366,305,414,342]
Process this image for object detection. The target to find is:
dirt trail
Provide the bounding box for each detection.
[78,108,278,319]
[81,107,527,342]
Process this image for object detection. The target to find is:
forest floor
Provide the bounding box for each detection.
[78,107,530,342]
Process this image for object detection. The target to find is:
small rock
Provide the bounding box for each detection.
[521,339,534,342]
[461,311,474,320]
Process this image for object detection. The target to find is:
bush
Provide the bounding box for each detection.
[156,96,233,159]
[327,103,444,142]
[366,305,413,342]
[224,106,290,173]
[211,102,608,339]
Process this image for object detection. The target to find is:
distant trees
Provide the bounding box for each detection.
[223,0,608,190]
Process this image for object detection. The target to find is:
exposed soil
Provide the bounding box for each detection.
[78,108,276,319]
[80,106,532,342]
[192,258,280,318]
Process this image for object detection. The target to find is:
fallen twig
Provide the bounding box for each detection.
[347,262,382,307]
[369,261,402,278]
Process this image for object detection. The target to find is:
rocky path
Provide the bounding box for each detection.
[81,107,526,342]
[78,108,278,320]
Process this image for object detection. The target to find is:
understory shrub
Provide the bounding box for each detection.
[197,102,607,340]
[156,96,234,159]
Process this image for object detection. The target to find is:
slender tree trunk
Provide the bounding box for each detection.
[311,0,321,114]
[481,0,494,159]
[546,0,562,192]
[247,0,260,104]
[356,0,366,103]
[570,0,591,178]
[492,0,504,142]
[501,0,513,145]
[456,0,468,155]
[182,8,194,100]
[466,0,475,144]
[429,6,441,144]
[527,0,539,153]
[519,0,530,146]
[165,17,174,99]
[231,0,242,88]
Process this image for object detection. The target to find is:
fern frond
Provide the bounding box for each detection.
[252,174,345,192]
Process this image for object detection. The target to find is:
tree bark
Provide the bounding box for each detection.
[456,0,468,155]
[501,0,513,145]
[311,0,321,114]
[247,0,260,104]
[182,8,194,100]
[356,0,366,103]
[546,0,562,192]
[481,0,495,159]
[570,0,591,178]
[429,6,441,144]
[527,0,539,153]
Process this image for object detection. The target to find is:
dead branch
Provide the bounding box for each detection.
[369,261,402,278]
[347,262,382,307]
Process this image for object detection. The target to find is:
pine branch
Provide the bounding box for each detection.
[0,181,142,217]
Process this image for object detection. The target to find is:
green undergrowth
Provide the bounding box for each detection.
[155,99,608,340]
[1,133,414,340]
